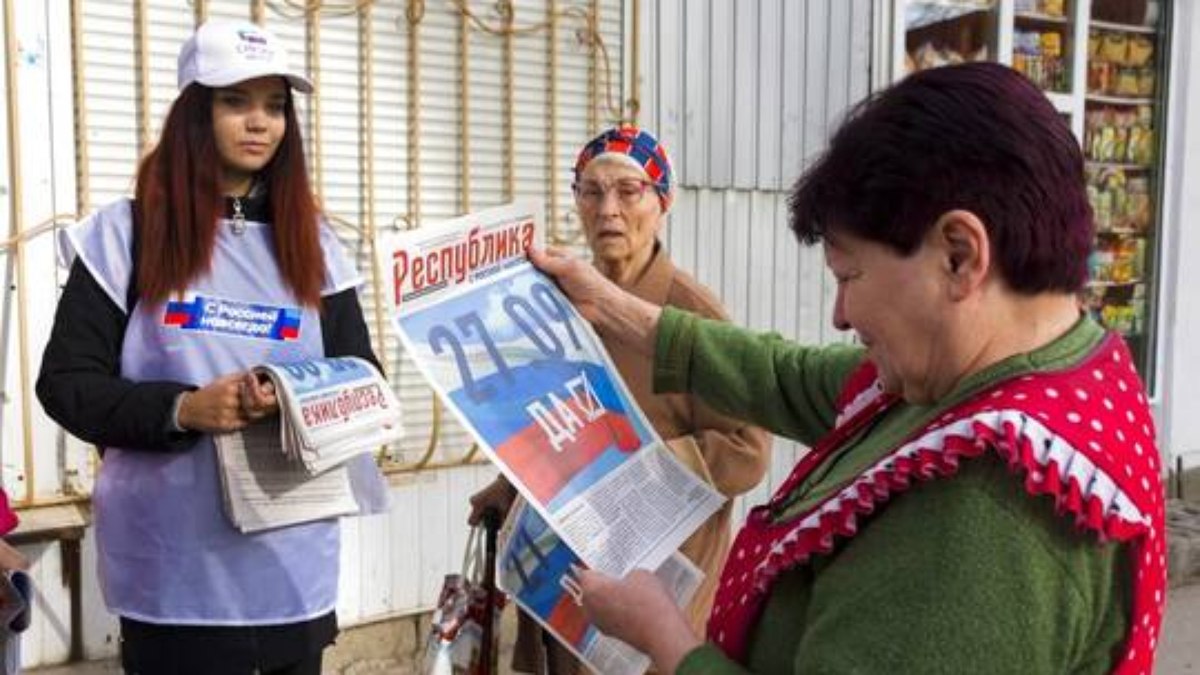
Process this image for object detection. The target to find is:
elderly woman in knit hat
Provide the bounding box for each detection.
[468,125,771,674]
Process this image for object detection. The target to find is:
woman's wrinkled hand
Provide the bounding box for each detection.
[177,371,278,433]
[528,247,622,325]
[529,247,663,356]
[577,568,702,673]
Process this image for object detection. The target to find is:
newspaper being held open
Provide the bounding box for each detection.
[498,498,702,675]
[214,356,401,533]
[380,201,725,674]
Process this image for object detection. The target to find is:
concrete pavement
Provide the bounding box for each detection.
[1159,583,1200,674]
[25,582,1200,673]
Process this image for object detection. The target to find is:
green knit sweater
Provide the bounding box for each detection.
[654,308,1129,674]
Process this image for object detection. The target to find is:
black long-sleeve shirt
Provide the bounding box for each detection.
[36,226,379,454]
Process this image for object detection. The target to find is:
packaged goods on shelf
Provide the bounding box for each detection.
[1086,235,1141,284]
[1084,105,1153,165]
[1087,166,1154,235]
[1087,30,1155,97]
[1013,29,1066,91]
[1015,0,1065,15]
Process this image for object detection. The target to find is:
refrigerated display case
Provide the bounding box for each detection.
[1081,1,1168,389]
[891,0,1170,389]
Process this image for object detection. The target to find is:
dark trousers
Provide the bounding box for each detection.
[119,612,337,675]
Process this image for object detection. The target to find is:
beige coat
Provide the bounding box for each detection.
[513,243,772,673]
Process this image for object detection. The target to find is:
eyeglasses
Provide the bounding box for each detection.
[573,179,655,208]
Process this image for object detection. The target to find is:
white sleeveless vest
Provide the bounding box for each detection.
[60,199,387,625]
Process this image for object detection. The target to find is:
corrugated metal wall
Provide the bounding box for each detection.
[76,0,625,474]
[638,0,873,518]
[5,0,627,665]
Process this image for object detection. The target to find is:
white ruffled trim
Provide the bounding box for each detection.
[757,408,1147,575]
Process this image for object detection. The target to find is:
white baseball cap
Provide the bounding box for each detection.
[177,19,313,93]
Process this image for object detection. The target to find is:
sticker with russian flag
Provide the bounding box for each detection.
[162,294,302,341]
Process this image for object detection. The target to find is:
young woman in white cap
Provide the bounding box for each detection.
[37,19,386,674]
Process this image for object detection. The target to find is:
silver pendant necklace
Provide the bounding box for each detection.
[231,195,246,236]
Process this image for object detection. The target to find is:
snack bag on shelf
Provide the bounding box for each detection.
[1111,239,1138,284]
[1132,106,1155,165]
[1137,68,1155,97]
[1101,304,1136,336]
[1126,177,1152,232]
[1089,242,1115,282]
[1042,0,1065,16]
[1100,32,1128,65]
[1115,67,1141,96]
[1128,37,1154,67]
[1041,32,1063,89]
[1090,185,1114,232]
[1088,59,1114,94]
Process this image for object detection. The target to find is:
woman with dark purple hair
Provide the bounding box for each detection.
[533,63,1165,674]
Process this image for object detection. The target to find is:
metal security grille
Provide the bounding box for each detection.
[27,0,627,499]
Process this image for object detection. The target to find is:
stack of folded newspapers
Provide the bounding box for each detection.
[214,356,402,533]
[262,356,402,475]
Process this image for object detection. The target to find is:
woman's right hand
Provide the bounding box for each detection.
[529,247,663,357]
[578,568,701,673]
[176,373,254,433]
[528,247,620,324]
[467,477,517,526]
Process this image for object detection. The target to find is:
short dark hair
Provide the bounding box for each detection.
[789,62,1092,294]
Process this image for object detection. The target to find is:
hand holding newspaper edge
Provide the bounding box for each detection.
[255,356,402,474]
[214,356,402,533]
[497,498,703,675]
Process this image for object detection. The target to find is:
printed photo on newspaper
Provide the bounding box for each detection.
[497,498,702,675]
[379,201,724,580]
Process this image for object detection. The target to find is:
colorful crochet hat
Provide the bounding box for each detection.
[573,125,674,211]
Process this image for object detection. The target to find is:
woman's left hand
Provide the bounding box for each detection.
[578,568,702,673]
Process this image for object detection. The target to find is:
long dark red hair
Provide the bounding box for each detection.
[133,82,324,307]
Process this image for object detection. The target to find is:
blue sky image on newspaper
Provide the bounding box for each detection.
[398,263,655,510]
